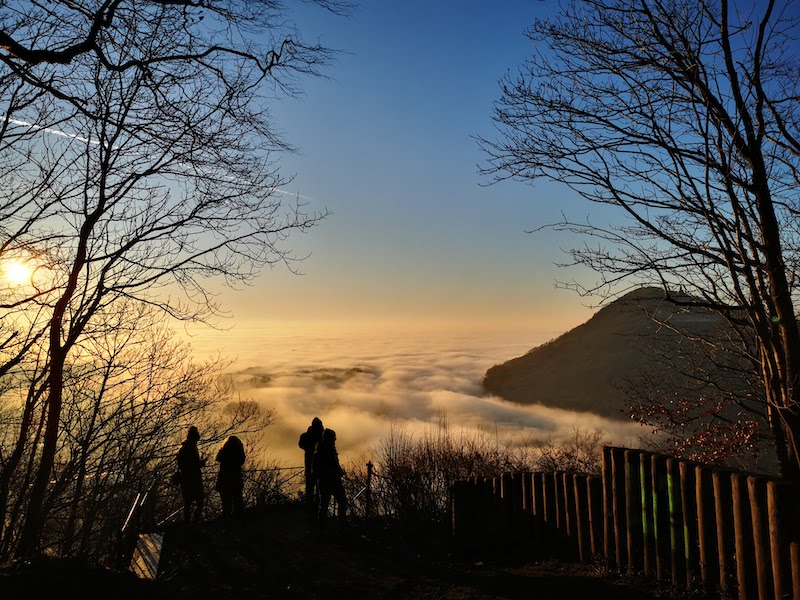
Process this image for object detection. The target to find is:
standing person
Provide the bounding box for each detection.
[176,425,206,524]
[215,435,246,521]
[298,417,324,511]
[312,428,347,526]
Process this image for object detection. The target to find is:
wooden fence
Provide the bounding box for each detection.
[450,446,800,599]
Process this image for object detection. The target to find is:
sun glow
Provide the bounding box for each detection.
[3,260,34,286]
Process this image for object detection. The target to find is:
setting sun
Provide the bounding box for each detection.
[3,260,33,285]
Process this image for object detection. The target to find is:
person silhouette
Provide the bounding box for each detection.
[215,435,246,522]
[312,428,347,526]
[298,417,324,511]
[176,425,206,524]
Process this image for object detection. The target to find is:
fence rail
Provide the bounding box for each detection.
[450,446,800,599]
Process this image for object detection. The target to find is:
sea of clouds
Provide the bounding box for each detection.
[190,324,652,468]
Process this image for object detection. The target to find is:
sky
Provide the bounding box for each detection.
[192,0,599,339]
[1,0,790,483]
[0,1,665,468]
[172,1,659,467]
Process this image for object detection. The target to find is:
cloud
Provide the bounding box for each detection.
[221,329,651,468]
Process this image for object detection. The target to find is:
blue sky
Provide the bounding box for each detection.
[218,1,597,333]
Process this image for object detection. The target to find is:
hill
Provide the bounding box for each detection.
[482,287,734,420]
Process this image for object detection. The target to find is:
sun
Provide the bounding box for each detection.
[3,260,33,286]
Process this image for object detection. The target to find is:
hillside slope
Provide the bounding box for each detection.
[482,287,733,420]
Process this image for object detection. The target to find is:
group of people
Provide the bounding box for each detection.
[298,417,348,524]
[175,426,246,525]
[174,417,347,526]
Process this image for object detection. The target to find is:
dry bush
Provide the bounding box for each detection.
[357,418,606,528]
[532,428,606,474]
[243,463,305,508]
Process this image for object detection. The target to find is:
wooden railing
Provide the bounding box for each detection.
[450,446,799,599]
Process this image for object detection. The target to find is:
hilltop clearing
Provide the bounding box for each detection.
[1,503,682,599]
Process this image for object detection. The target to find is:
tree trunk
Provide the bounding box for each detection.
[753,172,800,484]
[15,344,66,557]
[0,382,41,556]
[61,448,89,557]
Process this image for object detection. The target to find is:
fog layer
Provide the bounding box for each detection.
[193,325,650,466]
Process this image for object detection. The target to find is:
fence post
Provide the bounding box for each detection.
[602,447,615,567]
[732,472,756,600]
[767,481,789,600]
[512,471,526,545]
[666,457,685,588]
[640,451,655,578]
[493,475,502,498]
[520,472,533,545]
[543,471,557,559]
[587,475,603,560]
[695,464,719,594]
[501,472,514,503]
[531,472,545,557]
[573,474,589,562]
[679,460,698,590]
[611,447,629,571]
[625,449,643,574]
[713,470,735,596]
[747,476,773,600]
[481,477,496,546]
[651,454,670,582]
[554,471,567,557]
[563,471,578,559]
[451,480,469,543]
[366,461,373,526]
[501,472,515,545]
[493,476,508,549]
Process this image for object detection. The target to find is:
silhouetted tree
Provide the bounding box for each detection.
[0,0,346,556]
[615,306,779,470]
[481,0,800,483]
[0,0,350,117]
[0,304,272,561]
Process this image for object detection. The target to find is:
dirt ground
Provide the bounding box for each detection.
[0,504,692,599]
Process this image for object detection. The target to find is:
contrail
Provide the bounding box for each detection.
[273,189,315,201]
[6,117,98,145]
[4,115,317,202]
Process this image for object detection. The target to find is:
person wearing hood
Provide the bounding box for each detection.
[215,435,246,521]
[298,417,324,511]
[176,425,206,524]
[312,428,347,525]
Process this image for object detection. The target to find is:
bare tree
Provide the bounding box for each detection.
[0,1,351,117]
[0,1,346,556]
[480,0,800,483]
[0,303,273,561]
